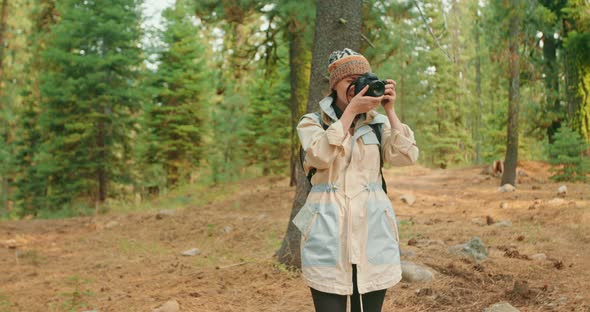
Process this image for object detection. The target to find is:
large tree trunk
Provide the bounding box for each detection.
[501,0,521,187]
[277,0,363,268]
[288,18,311,187]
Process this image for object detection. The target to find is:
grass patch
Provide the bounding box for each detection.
[49,275,95,312]
[117,238,169,257]
[17,249,47,267]
[0,294,10,312]
[36,202,95,220]
[106,176,244,215]
[398,219,416,240]
[265,229,283,251]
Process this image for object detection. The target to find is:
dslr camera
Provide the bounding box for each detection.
[349,72,388,97]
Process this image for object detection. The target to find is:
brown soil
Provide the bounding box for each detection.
[1,162,589,312]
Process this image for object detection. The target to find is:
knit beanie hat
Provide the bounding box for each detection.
[328,48,372,90]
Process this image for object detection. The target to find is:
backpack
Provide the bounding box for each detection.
[299,111,388,194]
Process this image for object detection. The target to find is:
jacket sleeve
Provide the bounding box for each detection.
[297,116,351,171]
[381,119,419,166]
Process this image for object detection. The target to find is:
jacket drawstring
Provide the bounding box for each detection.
[360,293,364,312]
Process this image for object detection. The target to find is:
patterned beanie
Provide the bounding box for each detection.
[328,48,372,90]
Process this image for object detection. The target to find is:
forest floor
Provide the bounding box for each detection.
[1,161,589,312]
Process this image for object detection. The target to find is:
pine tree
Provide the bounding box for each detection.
[36,0,144,212]
[141,0,209,189]
[547,126,590,181]
[5,0,51,218]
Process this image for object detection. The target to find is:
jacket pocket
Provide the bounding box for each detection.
[366,199,400,265]
[296,202,340,267]
[292,203,318,241]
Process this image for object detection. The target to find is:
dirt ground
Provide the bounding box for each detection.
[1,161,589,312]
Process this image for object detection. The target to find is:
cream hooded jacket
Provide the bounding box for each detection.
[293,96,419,296]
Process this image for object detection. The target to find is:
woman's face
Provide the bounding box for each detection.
[333,74,361,107]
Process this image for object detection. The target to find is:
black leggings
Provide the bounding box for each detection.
[309,264,387,312]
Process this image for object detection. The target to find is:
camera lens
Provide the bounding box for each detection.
[368,80,386,97]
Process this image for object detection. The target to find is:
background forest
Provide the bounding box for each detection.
[0,0,589,219]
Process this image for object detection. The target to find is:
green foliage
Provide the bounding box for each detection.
[140,0,210,189]
[244,67,291,175]
[31,0,145,212]
[206,91,251,184]
[547,126,590,181]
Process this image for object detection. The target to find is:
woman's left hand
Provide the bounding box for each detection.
[381,79,397,111]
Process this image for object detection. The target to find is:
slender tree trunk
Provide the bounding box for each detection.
[0,0,8,215]
[0,0,8,79]
[543,33,560,143]
[475,10,482,165]
[97,117,107,205]
[277,0,363,268]
[501,0,521,186]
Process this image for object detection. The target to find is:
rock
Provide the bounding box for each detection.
[407,238,418,246]
[500,202,509,209]
[401,261,435,283]
[257,213,268,220]
[181,248,201,256]
[528,199,542,210]
[400,249,416,258]
[156,209,176,219]
[499,184,516,192]
[105,221,119,229]
[222,226,233,234]
[557,185,567,197]
[531,253,547,261]
[494,220,512,227]
[517,169,528,177]
[483,301,520,312]
[547,198,566,207]
[471,218,485,226]
[400,194,416,206]
[449,237,488,261]
[153,299,180,312]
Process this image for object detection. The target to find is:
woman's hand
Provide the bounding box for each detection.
[381,79,397,112]
[345,85,383,115]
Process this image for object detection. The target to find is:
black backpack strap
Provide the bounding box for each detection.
[369,123,387,194]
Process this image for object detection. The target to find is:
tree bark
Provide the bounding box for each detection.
[501,0,520,187]
[288,18,311,187]
[277,0,363,268]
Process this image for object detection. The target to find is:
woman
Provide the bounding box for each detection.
[293,48,419,312]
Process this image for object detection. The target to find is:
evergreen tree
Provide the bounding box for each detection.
[244,52,291,176]
[141,0,209,189]
[12,0,58,216]
[547,126,590,181]
[35,0,144,212]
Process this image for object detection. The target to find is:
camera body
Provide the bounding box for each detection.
[352,72,388,97]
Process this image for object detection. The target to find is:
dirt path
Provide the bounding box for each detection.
[0,162,589,311]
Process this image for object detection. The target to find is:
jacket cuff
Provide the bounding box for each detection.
[326,120,348,146]
[390,127,416,155]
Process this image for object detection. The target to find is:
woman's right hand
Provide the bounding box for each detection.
[346,85,384,114]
